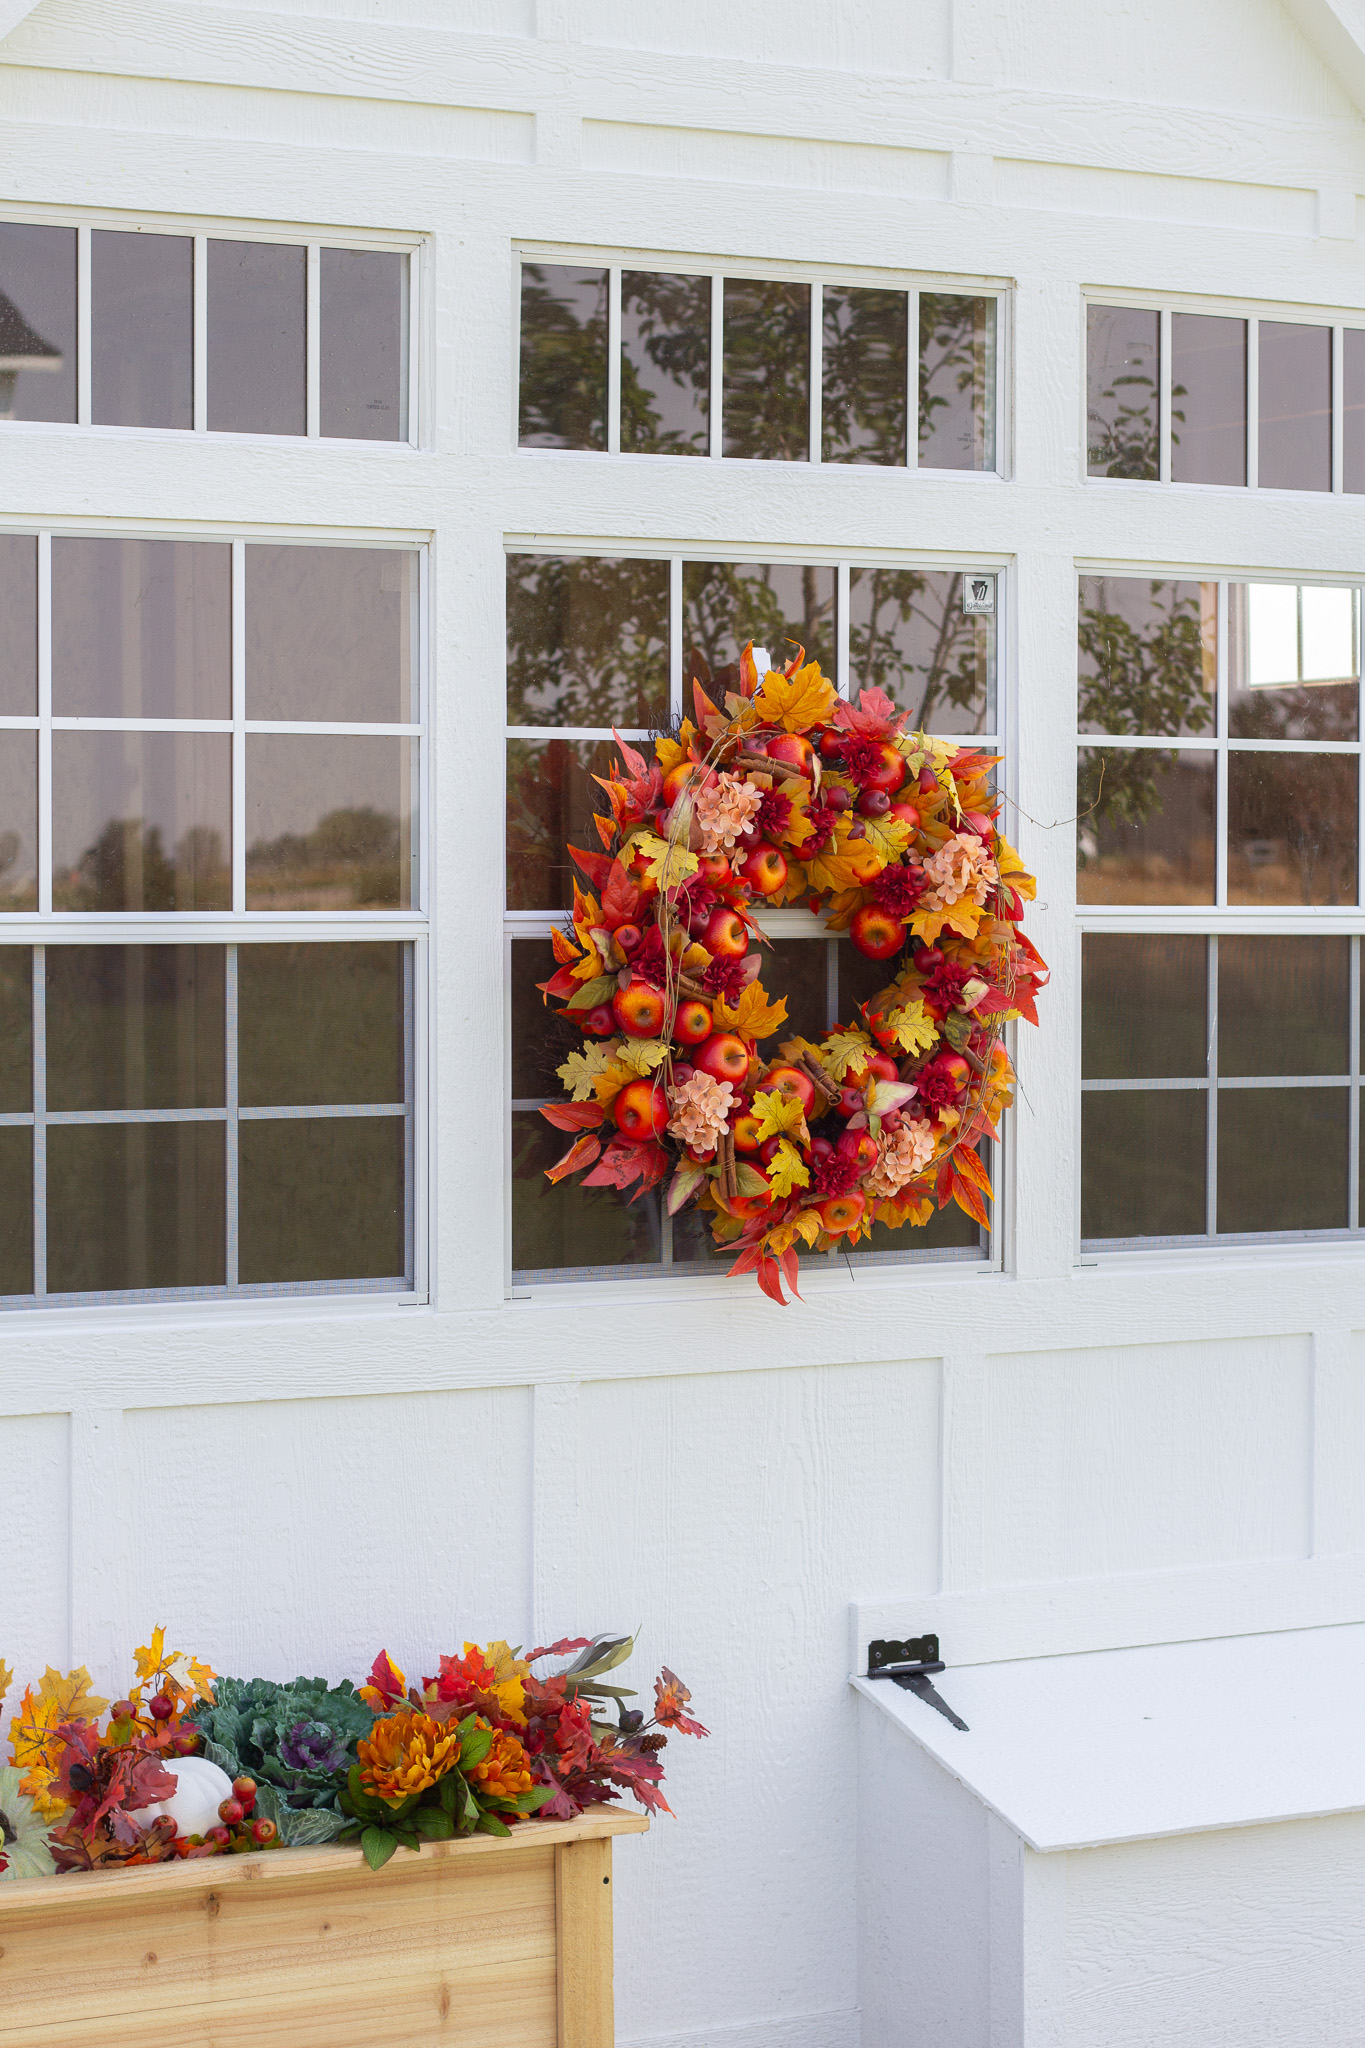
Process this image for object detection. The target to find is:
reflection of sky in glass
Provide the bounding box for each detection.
[246,545,416,721]
[53,538,231,718]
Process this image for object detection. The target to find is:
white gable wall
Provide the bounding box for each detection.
[2,3,1365,2043]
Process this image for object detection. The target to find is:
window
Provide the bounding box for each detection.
[0,533,424,1307]
[506,548,1000,1284]
[1078,571,1365,1250]
[1086,298,1362,492]
[0,217,413,440]
[518,257,1001,470]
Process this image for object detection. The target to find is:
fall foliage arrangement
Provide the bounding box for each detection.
[0,1630,703,1880]
[538,645,1047,1301]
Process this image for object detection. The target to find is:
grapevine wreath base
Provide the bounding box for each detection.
[538,644,1047,1304]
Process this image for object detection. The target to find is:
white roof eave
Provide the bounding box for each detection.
[1280,0,1365,119]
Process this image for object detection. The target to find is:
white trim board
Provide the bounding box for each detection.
[853,1621,1365,1850]
[0,2,42,40]
[1281,0,1365,121]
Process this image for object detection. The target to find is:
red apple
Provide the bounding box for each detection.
[914,945,944,975]
[231,1777,257,1813]
[218,1798,245,1826]
[917,765,939,794]
[612,981,667,1038]
[695,1034,751,1087]
[766,733,815,777]
[857,788,891,818]
[614,1079,670,1143]
[671,1062,695,1088]
[758,1135,786,1165]
[818,731,846,761]
[613,923,642,957]
[848,1052,900,1086]
[888,800,921,830]
[824,786,852,812]
[835,1085,865,1118]
[149,1694,174,1722]
[738,842,788,895]
[580,1004,616,1037]
[810,1135,835,1163]
[207,1824,232,1849]
[703,907,750,958]
[818,1192,866,1234]
[662,761,714,807]
[697,853,732,887]
[250,1818,279,1848]
[837,1130,879,1172]
[762,1064,817,1117]
[850,904,904,959]
[864,744,906,794]
[674,998,713,1046]
[732,1110,764,1154]
[728,1169,776,1218]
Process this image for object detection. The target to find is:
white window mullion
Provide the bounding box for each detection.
[669,556,683,724]
[607,265,622,455]
[231,538,246,911]
[1245,316,1259,490]
[837,562,851,698]
[1215,580,1229,909]
[1158,307,1172,483]
[224,942,239,1290]
[1349,934,1360,1232]
[75,227,91,427]
[306,243,321,439]
[37,533,51,915]
[907,288,920,471]
[709,274,723,459]
[32,944,45,1299]
[1206,934,1219,1240]
[808,280,822,465]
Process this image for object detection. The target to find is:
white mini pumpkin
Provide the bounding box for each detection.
[129,1755,235,1841]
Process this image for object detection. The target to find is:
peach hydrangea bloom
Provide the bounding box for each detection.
[866,1117,938,1199]
[920,831,998,912]
[667,1071,735,1148]
[692,772,763,855]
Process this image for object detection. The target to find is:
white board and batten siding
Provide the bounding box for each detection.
[2,4,1365,2045]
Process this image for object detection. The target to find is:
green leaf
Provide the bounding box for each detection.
[361,1826,399,1872]
[458,1725,494,1770]
[515,1783,559,1813]
[283,1805,348,1847]
[565,1633,635,1679]
[566,974,617,1012]
[201,1735,240,1778]
[416,1807,455,1839]
[474,1811,512,1837]
[733,1162,768,1197]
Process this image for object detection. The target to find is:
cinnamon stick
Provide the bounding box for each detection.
[676,973,711,1002]
[796,1052,839,1105]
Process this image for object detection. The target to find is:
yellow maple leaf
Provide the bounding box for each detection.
[591,1060,635,1110]
[859,815,915,864]
[886,999,938,1056]
[712,981,788,1043]
[765,1137,811,1200]
[615,1037,668,1075]
[634,832,699,891]
[751,1089,810,1148]
[0,1657,12,1706]
[186,1656,217,1704]
[821,1027,876,1082]
[996,836,1037,899]
[682,941,711,972]
[133,1628,166,1683]
[792,1208,825,1246]
[558,1044,616,1102]
[37,1665,108,1727]
[911,901,984,946]
[751,662,836,733]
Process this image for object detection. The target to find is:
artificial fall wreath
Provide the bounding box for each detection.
[537,643,1048,1303]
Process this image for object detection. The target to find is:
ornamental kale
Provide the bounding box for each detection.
[187,1676,375,1843]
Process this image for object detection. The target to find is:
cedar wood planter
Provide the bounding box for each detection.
[0,1808,648,2047]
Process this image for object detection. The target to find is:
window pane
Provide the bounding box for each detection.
[0,733,37,911]
[1086,304,1159,479]
[48,1123,225,1292]
[846,1180,985,1258]
[240,1116,405,1283]
[1218,936,1349,1078]
[246,545,417,722]
[518,263,607,450]
[1229,583,1358,741]
[245,736,414,910]
[620,271,709,455]
[837,934,904,1020]
[1082,934,1207,1079]
[52,732,231,911]
[918,293,995,470]
[1217,1088,1348,1233]
[47,946,225,1111]
[1258,322,1330,493]
[722,279,810,461]
[760,939,833,1047]
[0,1128,32,1296]
[1227,752,1358,906]
[0,948,32,1111]
[1077,749,1215,904]
[239,942,404,1107]
[53,538,231,719]
[207,240,306,436]
[0,534,37,713]
[849,567,994,731]
[1078,577,1216,738]
[1171,313,1246,486]
[511,939,567,1099]
[91,231,193,431]
[506,555,668,727]
[822,286,907,466]
[320,248,407,441]
[0,222,76,423]
[1082,1092,1206,1238]
[507,737,618,912]
[1344,329,1365,495]
[682,561,835,689]
[512,1110,662,1275]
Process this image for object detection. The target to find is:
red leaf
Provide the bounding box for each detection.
[613,731,649,779]
[779,1245,803,1300]
[755,1255,791,1306]
[581,1141,649,1191]
[537,966,580,1001]
[950,1144,993,1195]
[593,811,617,850]
[568,843,615,891]
[693,678,723,727]
[948,1167,990,1227]
[540,1102,606,1132]
[601,859,641,928]
[726,1245,763,1277]
[527,1637,593,1661]
[546,1135,602,1184]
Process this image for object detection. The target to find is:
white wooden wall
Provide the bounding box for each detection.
[4,3,1365,2042]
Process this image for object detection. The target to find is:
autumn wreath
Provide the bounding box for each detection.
[538,644,1047,1303]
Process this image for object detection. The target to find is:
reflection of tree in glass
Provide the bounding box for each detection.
[620,272,710,455]
[506,556,669,728]
[247,807,401,906]
[683,562,835,689]
[1078,581,1212,832]
[722,280,810,461]
[1076,747,1184,856]
[506,739,616,913]
[821,287,906,465]
[1086,308,1158,478]
[56,820,229,910]
[849,569,990,730]
[918,294,991,467]
[517,264,607,450]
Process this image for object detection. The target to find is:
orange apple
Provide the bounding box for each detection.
[612,922,642,957]
[662,761,715,807]
[612,980,667,1038]
[850,904,904,959]
[888,800,921,830]
[762,1064,817,1117]
[738,842,788,896]
[844,841,886,885]
[818,1192,866,1234]
[614,1079,669,1144]
[673,998,714,1046]
[694,1033,751,1086]
[703,907,749,958]
[732,1110,764,1154]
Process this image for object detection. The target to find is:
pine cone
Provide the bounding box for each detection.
[640,1733,668,1753]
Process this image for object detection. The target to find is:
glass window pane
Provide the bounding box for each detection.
[1086,304,1159,479]
[518,263,607,450]
[91,231,193,431]
[0,733,37,911]
[849,567,994,732]
[1082,934,1207,1079]
[48,1122,225,1292]
[1344,329,1365,495]
[682,561,835,690]
[1171,313,1247,486]
[239,942,404,1107]
[0,222,76,423]
[0,534,37,713]
[319,248,407,441]
[0,1127,32,1296]
[1227,752,1358,905]
[507,737,618,912]
[240,1116,405,1283]
[52,537,231,719]
[1078,576,1216,738]
[245,735,414,910]
[1077,749,1215,904]
[822,286,907,466]
[1217,1088,1348,1233]
[52,732,231,911]
[846,1177,985,1258]
[1258,321,1330,493]
[505,555,668,728]
[760,939,833,1047]
[246,545,417,722]
[1229,583,1358,741]
[207,240,306,436]
[722,279,810,462]
[47,946,225,1111]
[837,935,903,1021]
[511,939,568,1100]
[620,271,709,455]
[918,293,995,471]
[1082,1092,1206,1238]
[0,948,32,1112]
[1218,936,1349,1078]
[512,1110,661,1275]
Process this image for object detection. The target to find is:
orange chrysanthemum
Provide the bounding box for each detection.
[357,1711,460,1806]
[465,1723,536,1804]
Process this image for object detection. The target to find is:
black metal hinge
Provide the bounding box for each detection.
[866,1635,969,1732]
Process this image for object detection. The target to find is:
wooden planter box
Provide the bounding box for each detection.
[0,1808,647,2047]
